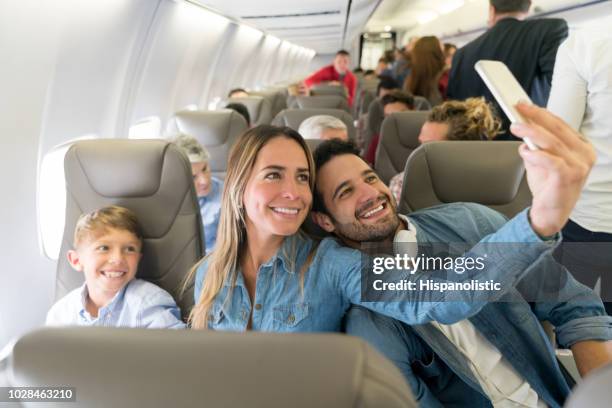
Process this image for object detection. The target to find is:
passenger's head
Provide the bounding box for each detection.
[418,97,502,144]
[68,206,143,302]
[312,140,399,248]
[228,88,249,98]
[489,0,531,25]
[225,102,251,126]
[364,69,377,80]
[443,43,457,68]
[381,90,414,116]
[404,36,445,98]
[377,75,399,98]
[172,134,212,198]
[287,82,310,97]
[333,50,351,75]
[298,115,348,141]
[189,126,315,328]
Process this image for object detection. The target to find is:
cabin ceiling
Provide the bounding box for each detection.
[194,0,381,54]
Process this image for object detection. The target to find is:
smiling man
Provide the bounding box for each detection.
[311,105,612,407]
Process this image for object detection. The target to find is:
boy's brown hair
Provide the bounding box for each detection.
[73,206,143,248]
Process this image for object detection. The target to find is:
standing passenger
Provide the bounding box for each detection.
[304,50,357,107]
[172,135,223,254]
[403,36,446,106]
[548,25,612,314]
[447,0,568,139]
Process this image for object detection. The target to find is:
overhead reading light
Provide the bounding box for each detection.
[417,11,439,25]
[384,25,392,32]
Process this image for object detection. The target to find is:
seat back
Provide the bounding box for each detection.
[565,363,612,408]
[272,108,356,142]
[400,141,532,218]
[229,95,274,125]
[6,328,416,408]
[290,95,350,113]
[375,111,429,184]
[252,89,287,118]
[57,139,204,318]
[310,84,347,98]
[167,109,247,179]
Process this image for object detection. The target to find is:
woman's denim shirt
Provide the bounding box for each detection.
[194,203,560,332]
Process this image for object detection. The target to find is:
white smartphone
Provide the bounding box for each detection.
[475,60,538,150]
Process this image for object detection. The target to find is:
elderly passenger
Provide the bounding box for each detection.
[298,115,348,141]
[172,135,223,254]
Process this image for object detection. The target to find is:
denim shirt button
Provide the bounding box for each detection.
[255,303,262,310]
[287,314,295,323]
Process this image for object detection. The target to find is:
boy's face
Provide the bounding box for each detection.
[67,227,142,299]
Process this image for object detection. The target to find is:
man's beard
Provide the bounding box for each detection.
[331,194,400,243]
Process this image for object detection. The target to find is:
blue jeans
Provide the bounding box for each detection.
[344,306,491,408]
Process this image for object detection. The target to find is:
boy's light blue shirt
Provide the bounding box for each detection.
[194,203,560,331]
[46,279,186,329]
[198,176,223,254]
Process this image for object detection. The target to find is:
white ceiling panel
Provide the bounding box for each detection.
[192,0,380,54]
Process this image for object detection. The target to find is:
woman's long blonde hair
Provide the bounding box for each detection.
[186,125,315,329]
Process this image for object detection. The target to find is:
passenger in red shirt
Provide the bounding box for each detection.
[304,50,357,106]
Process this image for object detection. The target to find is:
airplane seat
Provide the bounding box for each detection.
[228,95,274,125]
[166,109,247,179]
[272,108,356,142]
[310,84,347,99]
[57,139,204,319]
[5,328,417,408]
[375,111,429,184]
[289,95,350,113]
[251,90,287,119]
[399,141,531,219]
[565,363,612,407]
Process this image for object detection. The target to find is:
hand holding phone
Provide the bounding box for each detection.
[475,60,539,150]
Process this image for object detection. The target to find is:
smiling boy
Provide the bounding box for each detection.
[46,206,185,328]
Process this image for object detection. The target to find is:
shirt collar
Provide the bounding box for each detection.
[78,282,128,320]
[223,233,311,287]
[394,214,419,257]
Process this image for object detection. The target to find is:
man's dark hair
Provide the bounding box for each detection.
[225,102,251,126]
[336,49,350,56]
[353,67,364,74]
[490,0,531,13]
[228,88,248,98]
[377,75,399,96]
[381,90,414,109]
[312,139,362,214]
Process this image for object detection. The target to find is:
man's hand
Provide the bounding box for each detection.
[510,103,596,237]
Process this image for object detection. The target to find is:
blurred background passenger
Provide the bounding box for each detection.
[404,36,446,106]
[304,49,357,106]
[298,115,348,142]
[375,56,391,77]
[388,97,502,203]
[447,0,568,140]
[363,69,377,80]
[364,90,414,165]
[548,25,612,314]
[228,88,249,99]
[172,135,223,255]
[440,43,457,97]
[225,102,251,127]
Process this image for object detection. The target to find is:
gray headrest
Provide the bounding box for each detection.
[272,108,356,141]
[310,84,347,98]
[57,139,204,318]
[229,95,274,125]
[565,364,612,408]
[251,90,288,118]
[375,111,429,184]
[167,109,247,178]
[400,141,532,218]
[7,328,416,408]
[290,95,350,113]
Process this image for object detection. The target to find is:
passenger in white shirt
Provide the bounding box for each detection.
[548,25,612,314]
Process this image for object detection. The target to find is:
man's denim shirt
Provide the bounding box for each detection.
[400,203,612,408]
[194,203,563,332]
